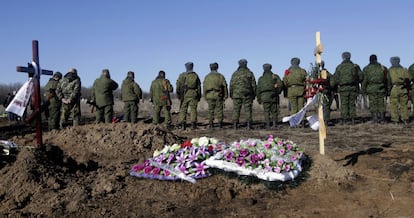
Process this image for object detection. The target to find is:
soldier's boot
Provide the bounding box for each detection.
[351,118,355,125]
[209,121,214,129]
[378,113,384,123]
[233,122,238,130]
[218,121,223,129]
[191,122,197,130]
[370,113,377,123]
[247,122,252,130]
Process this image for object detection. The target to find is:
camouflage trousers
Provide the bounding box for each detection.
[367,93,385,113]
[232,97,253,123]
[153,104,171,124]
[207,98,224,122]
[48,103,61,130]
[124,101,138,123]
[339,91,357,119]
[262,100,279,123]
[96,105,114,124]
[390,86,409,122]
[288,96,304,115]
[179,98,198,123]
[322,92,333,121]
[60,102,80,127]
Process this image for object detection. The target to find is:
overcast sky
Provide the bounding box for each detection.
[1,0,413,92]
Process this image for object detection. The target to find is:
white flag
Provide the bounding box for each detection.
[282,95,318,128]
[5,78,34,117]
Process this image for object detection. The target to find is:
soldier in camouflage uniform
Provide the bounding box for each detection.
[150,71,173,127]
[283,57,307,115]
[203,62,228,129]
[408,63,414,117]
[56,68,81,128]
[314,61,334,123]
[257,63,283,129]
[230,59,256,130]
[44,72,62,130]
[361,55,388,123]
[176,62,201,130]
[387,57,412,124]
[121,71,143,123]
[91,69,119,124]
[333,52,362,124]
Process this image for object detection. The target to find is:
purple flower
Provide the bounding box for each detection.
[188,149,198,162]
[236,157,246,166]
[144,166,153,174]
[279,149,285,155]
[164,170,171,176]
[239,148,249,157]
[225,150,234,161]
[257,152,265,160]
[176,152,186,165]
[249,154,260,165]
[286,144,292,150]
[177,165,189,174]
[166,154,175,164]
[154,154,165,163]
[285,164,291,172]
[267,135,274,140]
[264,143,271,149]
[277,159,284,166]
[194,161,209,176]
[296,151,303,157]
[152,167,161,175]
[274,166,281,173]
[198,146,207,157]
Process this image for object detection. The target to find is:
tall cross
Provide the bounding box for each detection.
[16,40,53,148]
[314,31,326,155]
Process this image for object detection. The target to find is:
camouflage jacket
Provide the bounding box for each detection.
[56,73,81,102]
[387,66,411,93]
[283,66,307,87]
[230,67,256,99]
[257,71,283,103]
[44,78,61,105]
[333,60,362,92]
[150,77,173,106]
[203,70,228,100]
[176,71,201,100]
[121,77,142,103]
[92,75,118,107]
[362,62,387,94]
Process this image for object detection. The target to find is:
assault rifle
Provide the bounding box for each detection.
[85,99,97,113]
[162,80,172,107]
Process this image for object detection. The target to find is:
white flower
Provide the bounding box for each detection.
[153,149,161,157]
[170,143,181,151]
[190,138,199,145]
[209,138,218,145]
[161,145,170,154]
[198,136,210,146]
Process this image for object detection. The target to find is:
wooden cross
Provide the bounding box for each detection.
[16,40,53,148]
[314,32,326,155]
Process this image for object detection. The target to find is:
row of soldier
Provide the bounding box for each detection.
[43,52,414,130]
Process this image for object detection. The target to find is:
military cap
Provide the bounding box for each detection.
[210,62,219,70]
[158,70,165,78]
[263,63,272,71]
[53,71,62,79]
[342,52,351,60]
[127,71,135,78]
[238,59,248,66]
[390,56,400,66]
[69,68,77,74]
[290,57,300,66]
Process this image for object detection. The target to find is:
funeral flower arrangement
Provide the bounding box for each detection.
[130,135,304,183]
[129,137,225,183]
[205,135,304,181]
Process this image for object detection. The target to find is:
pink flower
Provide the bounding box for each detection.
[225,150,234,161]
[285,164,291,172]
[234,142,240,149]
[274,166,281,173]
[194,162,209,176]
[177,165,188,174]
[279,149,285,155]
[249,154,260,165]
[236,157,246,166]
[264,143,271,149]
[277,159,284,166]
[257,152,265,159]
[248,141,256,147]
[239,149,249,157]
[296,151,303,157]
[152,167,161,175]
[132,163,145,172]
[277,140,283,146]
[164,170,170,176]
[144,166,153,174]
[291,155,297,161]
[286,144,292,150]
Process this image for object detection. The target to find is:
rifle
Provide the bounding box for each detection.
[162,80,172,106]
[85,99,97,113]
[179,76,187,109]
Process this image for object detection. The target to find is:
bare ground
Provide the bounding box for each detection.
[0,100,413,217]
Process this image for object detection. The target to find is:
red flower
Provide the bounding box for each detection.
[284,69,290,76]
[181,140,192,148]
[208,145,214,152]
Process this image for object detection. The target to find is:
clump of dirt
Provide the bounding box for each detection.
[310,154,355,182]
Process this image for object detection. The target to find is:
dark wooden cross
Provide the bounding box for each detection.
[16,40,53,148]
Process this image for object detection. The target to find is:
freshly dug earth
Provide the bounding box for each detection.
[0,120,413,217]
